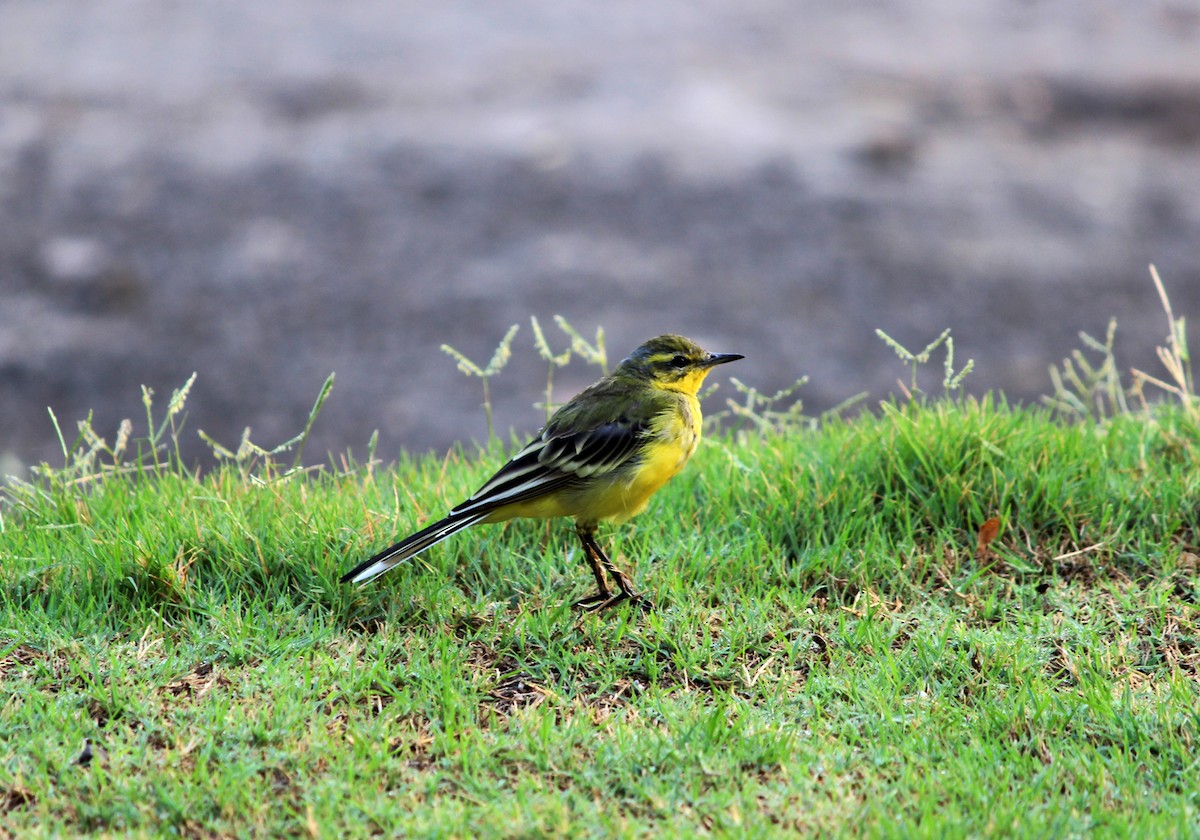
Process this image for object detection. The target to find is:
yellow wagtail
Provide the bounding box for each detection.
[341,334,742,612]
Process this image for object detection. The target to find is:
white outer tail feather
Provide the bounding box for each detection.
[343,511,489,584]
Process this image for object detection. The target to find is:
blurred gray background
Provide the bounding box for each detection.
[2,1,1199,470]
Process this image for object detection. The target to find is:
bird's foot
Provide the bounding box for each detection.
[573,591,653,614]
[571,592,612,610]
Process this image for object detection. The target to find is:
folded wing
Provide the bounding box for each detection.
[450,416,649,517]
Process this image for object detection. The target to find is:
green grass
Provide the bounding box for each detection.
[2,395,1199,837]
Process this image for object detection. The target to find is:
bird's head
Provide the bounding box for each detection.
[616,334,743,395]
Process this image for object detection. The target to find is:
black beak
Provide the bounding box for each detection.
[703,352,744,367]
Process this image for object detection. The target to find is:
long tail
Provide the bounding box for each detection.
[340,511,489,584]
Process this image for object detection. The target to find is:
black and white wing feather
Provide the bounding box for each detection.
[450,417,648,516]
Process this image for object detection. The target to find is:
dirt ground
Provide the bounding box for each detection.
[2,1,1198,470]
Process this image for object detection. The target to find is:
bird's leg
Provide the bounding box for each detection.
[571,524,612,609]
[573,526,652,613]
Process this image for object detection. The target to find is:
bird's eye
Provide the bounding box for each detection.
[669,354,689,369]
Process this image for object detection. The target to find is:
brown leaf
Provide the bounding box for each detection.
[976,516,1002,552]
[163,662,227,700]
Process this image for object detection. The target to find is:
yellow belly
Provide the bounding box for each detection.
[608,423,696,520]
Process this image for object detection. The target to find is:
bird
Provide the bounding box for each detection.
[341,334,743,612]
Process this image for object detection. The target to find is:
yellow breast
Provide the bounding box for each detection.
[599,394,700,523]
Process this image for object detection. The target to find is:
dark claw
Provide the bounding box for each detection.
[575,592,654,614]
[571,592,612,609]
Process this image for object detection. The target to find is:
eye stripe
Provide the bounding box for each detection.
[647,352,694,369]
